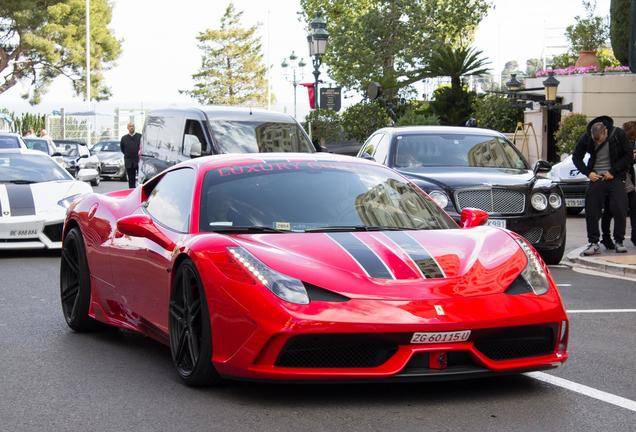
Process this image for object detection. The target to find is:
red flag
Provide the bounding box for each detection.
[301,83,315,109]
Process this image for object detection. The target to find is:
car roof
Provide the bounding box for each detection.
[0,132,22,137]
[376,126,505,137]
[182,152,376,171]
[22,137,48,141]
[0,148,52,156]
[147,106,298,123]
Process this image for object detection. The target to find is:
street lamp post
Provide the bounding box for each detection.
[306,13,329,109]
[86,0,91,146]
[281,51,306,119]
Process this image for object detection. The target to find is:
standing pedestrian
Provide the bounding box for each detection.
[572,116,632,255]
[120,122,142,188]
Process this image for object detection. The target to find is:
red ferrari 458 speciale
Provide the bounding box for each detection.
[60,153,568,386]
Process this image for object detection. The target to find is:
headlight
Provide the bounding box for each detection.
[140,162,157,177]
[531,193,548,211]
[227,247,309,305]
[515,238,549,295]
[549,193,562,209]
[428,190,450,208]
[57,194,81,209]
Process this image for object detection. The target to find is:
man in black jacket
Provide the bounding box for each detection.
[120,122,142,188]
[573,115,632,255]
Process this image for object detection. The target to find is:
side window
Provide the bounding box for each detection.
[144,168,196,232]
[360,134,382,157]
[373,134,390,165]
[183,120,208,157]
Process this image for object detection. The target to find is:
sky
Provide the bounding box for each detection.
[0,0,612,121]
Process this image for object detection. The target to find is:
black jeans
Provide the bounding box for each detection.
[585,178,627,243]
[602,190,636,241]
[124,159,138,188]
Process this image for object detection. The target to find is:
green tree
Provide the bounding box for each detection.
[610,0,630,64]
[181,3,267,106]
[565,1,608,53]
[340,101,391,142]
[0,0,121,104]
[429,85,476,126]
[300,0,490,101]
[555,113,588,155]
[473,94,523,133]
[425,45,490,93]
[304,108,342,146]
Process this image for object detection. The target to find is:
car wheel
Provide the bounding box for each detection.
[539,235,566,265]
[169,259,221,386]
[60,227,100,331]
[566,207,583,216]
[90,170,101,187]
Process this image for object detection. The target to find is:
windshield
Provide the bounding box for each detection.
[0,136,20,149]
[91,141,119,153]
[24,138,50,154]
[0,153,72,183]
[394,134,529,170]
[59,143,80,157]
[208,120,315,154]
[200,160,456,232]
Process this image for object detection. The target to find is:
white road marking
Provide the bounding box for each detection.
[549,265,569,269]
[526,372,636,413]
[566,309,636,313]
[572,266,636,282]
[556,283,572,287]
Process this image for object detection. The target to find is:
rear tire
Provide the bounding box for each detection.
[90,171,101,187]
[60,227,100,331]
[169,259,221,387]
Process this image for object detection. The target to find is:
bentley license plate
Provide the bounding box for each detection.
[487,219,506,228]
[565,198,585,207]
[411,330,471,344]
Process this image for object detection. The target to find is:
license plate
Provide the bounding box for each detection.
[565,198,585,207]
[487,219,506,228]
[0,221,43,239]
[411,330,471,344]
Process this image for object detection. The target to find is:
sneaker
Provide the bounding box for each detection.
[615,242,628,253]
[600,237,615,250]
[582,243,601,256]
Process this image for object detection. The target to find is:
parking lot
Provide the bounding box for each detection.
[0,180,634,432]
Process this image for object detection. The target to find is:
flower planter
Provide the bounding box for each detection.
[574,50,600,68]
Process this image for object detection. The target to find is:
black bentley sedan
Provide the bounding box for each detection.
[357,126,566,264]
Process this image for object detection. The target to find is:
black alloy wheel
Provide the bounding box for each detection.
[60,227,100,331]
[539,233,567,265]
[169,260,220,386]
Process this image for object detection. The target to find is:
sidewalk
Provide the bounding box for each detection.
[564,242,636,280]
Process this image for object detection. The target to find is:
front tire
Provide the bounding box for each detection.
[539,235,566,265]
[60,227,99,331]
[90,171,101,187]
[169,259,221,386]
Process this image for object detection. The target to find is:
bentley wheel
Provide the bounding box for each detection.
[60,227,99,331]
[539,234,566,265]
[169,259,221,386]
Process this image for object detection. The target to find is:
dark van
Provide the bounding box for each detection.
[138,107,316,184]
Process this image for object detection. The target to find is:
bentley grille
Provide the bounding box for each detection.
[455,189,525,214]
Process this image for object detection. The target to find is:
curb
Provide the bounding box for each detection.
[563,246,636,280]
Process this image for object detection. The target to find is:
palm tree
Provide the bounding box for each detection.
[426,46,491,93]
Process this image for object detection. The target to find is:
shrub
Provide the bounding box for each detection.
[473,95,524,133]
[340,101,392,142]
[565,2,609,52]
[610,0,630,64]
[304,108,342,146]
[555,113,588,155]
[429,86,476,126]
[396,101,439,126]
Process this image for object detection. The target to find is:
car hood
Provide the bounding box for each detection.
[396,166,535,190]
[96,152,123,162]
[225,227,527,301]
[548,155,589,182]
[0,180,91,216]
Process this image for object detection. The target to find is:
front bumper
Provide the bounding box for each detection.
[557,181,588,208]
[208,288,569,382]
[100,162,125,178]
[0,214,64,249]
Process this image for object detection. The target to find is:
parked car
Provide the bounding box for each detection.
[23,137,59,156]
[138,107,317,184]
[356,126,567,264]
[90,140,126,180]
[0,132,28,149]
[0,148,92,249]
[55,139,101,186]
[61,153,568,386]
[547,154,590,216]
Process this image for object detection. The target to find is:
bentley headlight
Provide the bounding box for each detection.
[428,190,450,208]
[227,247,309,305]
[531,193,548,211]
[515,238,549,295]
[57,194,81,209]
[549,193,562,209]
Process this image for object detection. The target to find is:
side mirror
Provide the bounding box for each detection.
[184,134,202,158]
[533,160,552,175]
[460,208,489,228]
[361,152,375,161]
[116,214,176,250]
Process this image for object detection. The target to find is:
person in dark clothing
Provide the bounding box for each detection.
[600,121,636,247]
[572,115,632,255]
[120,122,142,188]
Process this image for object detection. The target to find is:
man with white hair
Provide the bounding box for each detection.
[120,122,142,188]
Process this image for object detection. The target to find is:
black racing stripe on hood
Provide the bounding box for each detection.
[587,115,614,133]
[383,231,445,279]
[6,184,36,216]
[327,232,394,279]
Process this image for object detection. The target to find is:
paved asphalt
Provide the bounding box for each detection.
[0,180,634,432]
